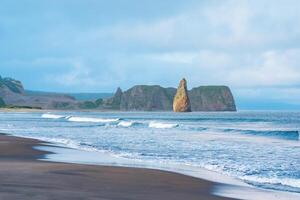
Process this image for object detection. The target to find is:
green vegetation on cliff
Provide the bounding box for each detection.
[78,101,98,109]
[0,97,5,107]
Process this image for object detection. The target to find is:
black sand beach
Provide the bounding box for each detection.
[0,133,236,200]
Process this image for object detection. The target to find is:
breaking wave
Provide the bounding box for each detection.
[117,121,137,127]
[41,113,65,119]
[67,116,120,123]
[149,121,179,129]
[241,176,300,193]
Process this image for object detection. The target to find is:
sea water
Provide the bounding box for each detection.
[0,111,299,194]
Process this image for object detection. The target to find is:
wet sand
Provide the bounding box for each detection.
[0,133,236,200]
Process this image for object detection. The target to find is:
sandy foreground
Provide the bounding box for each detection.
[0,133,236,200]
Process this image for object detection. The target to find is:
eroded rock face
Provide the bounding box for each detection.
[189,86,236,111]
[120,85,175,111]
[173,78,191,112]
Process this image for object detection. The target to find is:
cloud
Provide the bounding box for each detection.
[143,51,232,67]
[1,0,300,108]
[79,0,300,51]
[226,49,300,87]
[126,48,300,89]
[1,57,102,90]
[49,61,98,87]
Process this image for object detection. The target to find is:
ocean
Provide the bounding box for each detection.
[0,111,299,194]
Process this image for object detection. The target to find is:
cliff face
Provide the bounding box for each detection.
[189,86,236,111]
[173,79,191,112]
[104,84,236,112]
[119,85,176,111]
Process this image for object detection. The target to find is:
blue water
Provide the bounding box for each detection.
[0,111,299,193]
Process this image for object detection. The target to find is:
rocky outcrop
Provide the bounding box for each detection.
[95,85,176,111]
[0,76,24,94]
[173,78,191,112]
[120,85,176,111]
[189,86,236,111]
[101,82,236,112]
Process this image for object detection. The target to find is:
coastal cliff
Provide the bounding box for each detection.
[119,85,175,111]
[189,86,236,111]
[102,83,236,112]
[0,76,236,111]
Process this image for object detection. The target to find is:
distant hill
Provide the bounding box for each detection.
[25,90,113,101]
[0,76,77,109]
[67,93,113,101]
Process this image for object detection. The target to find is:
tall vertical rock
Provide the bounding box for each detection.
[173,78,191,112]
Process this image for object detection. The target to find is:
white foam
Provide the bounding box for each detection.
[214,184,300,200]
[41,113,65,119]
[67,116,119,123]
[117,121,134,127]
[149,121,178,129]
[38,144,300,200]
[241,176,300,189]
[40,137,79,148]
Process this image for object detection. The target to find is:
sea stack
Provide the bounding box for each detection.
[173,78,191,112]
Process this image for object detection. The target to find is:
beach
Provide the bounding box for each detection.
[0,111,299,200]
[0,133,234,200]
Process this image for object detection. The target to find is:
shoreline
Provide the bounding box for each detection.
[2,133,300,200]
[0,133,236,200]
[1,110,300,200]
[35,139,300,200]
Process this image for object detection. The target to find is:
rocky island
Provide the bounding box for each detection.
[0,76,236,111]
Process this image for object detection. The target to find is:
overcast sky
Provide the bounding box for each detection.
[1,0,300,109]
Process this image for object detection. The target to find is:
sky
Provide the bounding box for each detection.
[1,0,300,110]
